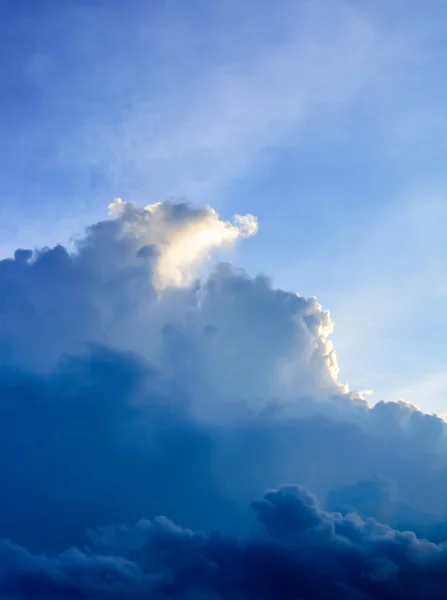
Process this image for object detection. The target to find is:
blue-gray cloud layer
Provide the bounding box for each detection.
[1,486,446,599]
[0,201,446,598]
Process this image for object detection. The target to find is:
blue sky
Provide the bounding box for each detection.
[0,0,445,414]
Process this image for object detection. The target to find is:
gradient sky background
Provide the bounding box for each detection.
[0,0,445,414]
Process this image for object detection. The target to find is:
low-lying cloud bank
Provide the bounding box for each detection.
[2,486,446,600]
[0,200,446,598]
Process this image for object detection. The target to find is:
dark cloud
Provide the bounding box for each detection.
[1,486,446,599]
[0,200,446,597]
[1,345,446,557]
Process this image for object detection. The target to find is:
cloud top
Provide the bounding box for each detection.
[108,198,258,289]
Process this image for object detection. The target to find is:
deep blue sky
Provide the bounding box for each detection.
[0,0,445,413]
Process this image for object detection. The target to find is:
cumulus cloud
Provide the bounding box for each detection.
[0,200,340,408]
[0,200,446,597]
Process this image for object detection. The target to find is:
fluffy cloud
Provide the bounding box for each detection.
[0,200,341,405]
[1,486,446,599]
[109,198,258,289]
[0,200,446,598]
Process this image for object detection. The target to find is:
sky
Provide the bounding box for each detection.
[0,3,447,597]
[1,198,447,598]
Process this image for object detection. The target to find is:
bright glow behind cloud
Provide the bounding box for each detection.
[109,198,258,289]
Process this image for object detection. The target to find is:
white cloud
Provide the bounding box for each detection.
[108,198,257,289]
[0,200,343,410]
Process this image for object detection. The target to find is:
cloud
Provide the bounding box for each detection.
[109,198,258,289]
[0,200,338,408]
[0,199,446,597]
[1,486,446,599]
